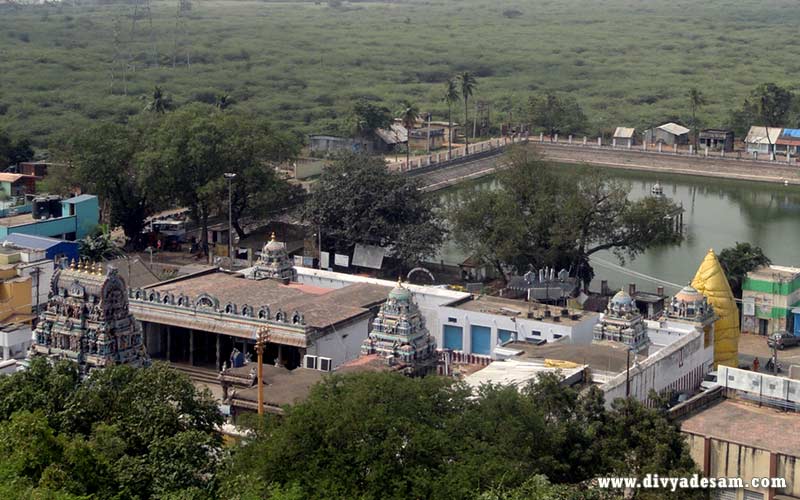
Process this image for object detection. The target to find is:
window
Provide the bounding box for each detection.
[447,317,458,323]
[498,329,515,344]
[553,334,563,339]
[470,325,491,355]
[443,325,463,351]
[529,330,542,337]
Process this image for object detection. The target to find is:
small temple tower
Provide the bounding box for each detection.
[29,261,148,373]
[360,280,437,376]
[593,289,649,351]
[665,284,716,327]
[246,233,296,283]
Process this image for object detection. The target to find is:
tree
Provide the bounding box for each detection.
[717,242,771,298]
[442,79,460,159]
[78,228,124,261]
[304,153,445,270]
[0,359,222,500]
[144,105,300,254]
[687,88,706,150]
[347,99,393,143]
[527,93,587,139]
[49,122,156,248]
[729,83,793,158]
[0,129,34,169]
[215,93,234,110]
[142,85,174,113]
[219,371,701,500]
[458,72,477,152]
[398,100,419,165]
[450,147,683,285]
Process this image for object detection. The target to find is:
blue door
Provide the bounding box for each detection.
[443,325,463,350]
[471,325,492,355]
[498,329,515,344]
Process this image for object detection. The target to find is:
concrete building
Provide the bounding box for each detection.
[0,194,99,241]
[698,129,734,152]
[408,127,445,151]
[612,127,636,147]
[679,366,800,500]
[0,241,55,312]
[644,122,690,145]
[741,265,800,336]
[436,294,599,358]
[777,128,800,156]
[0,173,36,198]
[0,255,34,361]
[745,126,784,156]
[466,285,716,407]
[3,233,79,262]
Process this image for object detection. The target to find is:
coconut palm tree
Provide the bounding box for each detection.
[443,79,460,159]
[399,101,419,166]
[458,72,477,153]
[143,86,174,113]
[687,87,706,151]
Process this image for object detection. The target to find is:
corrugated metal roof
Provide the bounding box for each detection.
[658,122,690,136]
[375,124,407,145]
[4,233,68,250]
[745,126,783,145]
[780,128,800,138]
[613,127,635,138]
[63,194,97,204]
[0,173,31,183]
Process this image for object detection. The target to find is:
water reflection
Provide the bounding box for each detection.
[437,164,800,293]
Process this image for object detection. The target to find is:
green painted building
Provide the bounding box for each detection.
[741,265,800,336]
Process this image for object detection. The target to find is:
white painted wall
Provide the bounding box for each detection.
[603,329,714,407]
[436,306,599,358]
[0,325,32,360]
[306,317,370,368]
[17,259,54,310]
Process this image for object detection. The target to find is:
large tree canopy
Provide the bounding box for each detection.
[0,129,34,170]
[450,147,683,285]
[304,153,445,269]
[717,242,771,298]
[219,371,701,500]
[0,359,222,500]
[527,93,588,138]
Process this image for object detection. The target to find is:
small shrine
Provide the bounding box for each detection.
[29,260,148,373]
[360,279,437,376]
[593,289,649,351]
[665,284,716,325]
[246,233,296,283]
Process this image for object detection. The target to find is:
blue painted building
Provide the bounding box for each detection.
[3,234,79,263]
[0,195,99,241]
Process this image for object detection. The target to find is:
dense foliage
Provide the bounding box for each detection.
[0,359,222,499]
[450,147,684,285]
[45,105,301,249]
[3,1,800,146]
[219,371,701,500]
[304,153,445,269]
[718,242,771,298]
[0,129,33,169]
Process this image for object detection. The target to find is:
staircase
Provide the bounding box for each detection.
[171,363,221,385]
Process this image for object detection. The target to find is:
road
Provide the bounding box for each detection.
[737,333,800,375]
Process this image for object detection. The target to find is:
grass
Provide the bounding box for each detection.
[2,0,800,147]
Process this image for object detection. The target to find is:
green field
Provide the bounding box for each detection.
[1,0,799,147]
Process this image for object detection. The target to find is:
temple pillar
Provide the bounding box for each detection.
[276,344,284,367]
[189,329,195,366]
[166,326,171,362]
[216,334,221,370]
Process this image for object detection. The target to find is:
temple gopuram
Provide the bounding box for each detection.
[29,260,148,373]
[359,280,437,376]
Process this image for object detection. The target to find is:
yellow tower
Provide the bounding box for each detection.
[691,249,739,367]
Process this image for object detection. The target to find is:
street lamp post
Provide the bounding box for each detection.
[626,347,634,398]
[255,327,270,416]
[223,173,236,269]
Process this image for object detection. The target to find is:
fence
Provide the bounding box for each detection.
[389,135,530,173]
[533,133,800,167]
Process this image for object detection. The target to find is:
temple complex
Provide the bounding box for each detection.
[592,289,649,351]
[360,280,437,376]
[29,261,148,373]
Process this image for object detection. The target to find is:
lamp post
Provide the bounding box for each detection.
[223,173,236,269]
[255,326,270,416]
[626,347,634,398]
